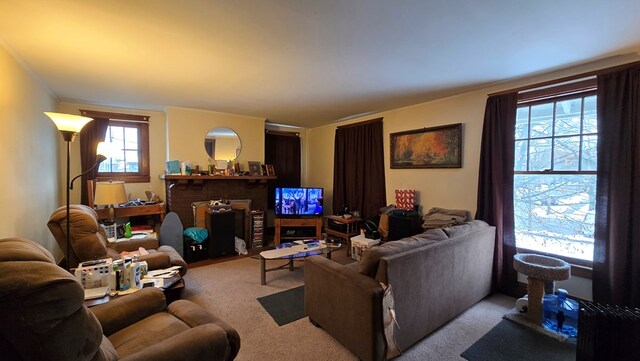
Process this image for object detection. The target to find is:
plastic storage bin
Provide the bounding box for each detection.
[542,288,579,337]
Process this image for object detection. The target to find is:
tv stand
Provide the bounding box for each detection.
[274,217,322,245]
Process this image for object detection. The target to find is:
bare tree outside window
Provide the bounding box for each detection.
[514,94,597,262]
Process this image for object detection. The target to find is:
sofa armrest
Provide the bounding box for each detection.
[167,300,241,360]
[304,256,386,361]
[118,324,231,361]
[91,287,167,336]
[137,252,172,270]
[109,237,160,252]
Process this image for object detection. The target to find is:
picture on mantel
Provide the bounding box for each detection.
[248,161,262,176]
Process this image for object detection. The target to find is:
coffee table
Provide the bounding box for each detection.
[256,241,342,285]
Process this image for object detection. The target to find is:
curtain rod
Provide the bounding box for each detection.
[79,109,149,122]
[265,129,299,137]
[336,117,383,129]
[488,60,640,97]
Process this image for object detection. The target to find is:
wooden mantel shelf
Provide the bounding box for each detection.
[162,175,276,180]
[162,174,277,190]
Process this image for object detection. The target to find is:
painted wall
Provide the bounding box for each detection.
[57,102,167,203]
[306,92,485,217]
[166,106,265,172]
[0,43,60,257]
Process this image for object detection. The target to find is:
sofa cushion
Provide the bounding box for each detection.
[358,228,447,277]
[442,220,490,238]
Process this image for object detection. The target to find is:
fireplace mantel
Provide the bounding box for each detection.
[163,174,275,230]
[162,174,276,189]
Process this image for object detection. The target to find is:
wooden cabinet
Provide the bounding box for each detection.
[324,215,362,256]
[274,217,322,245]
[95,203,166,222]
[251,210,265,248]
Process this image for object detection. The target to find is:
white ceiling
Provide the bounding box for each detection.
[1,1,640,128]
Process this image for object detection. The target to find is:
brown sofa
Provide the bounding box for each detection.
[305,220,496,361]
[0,237,240,360]
[48,204,187,275]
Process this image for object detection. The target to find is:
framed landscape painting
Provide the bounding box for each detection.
[390,123,462,168]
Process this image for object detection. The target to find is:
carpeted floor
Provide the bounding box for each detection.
[181,248,516,361]
[461,319,576,361]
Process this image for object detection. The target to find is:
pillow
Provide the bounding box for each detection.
[358,229,447,277]
[442,220,489,237]
[395,189,416,211]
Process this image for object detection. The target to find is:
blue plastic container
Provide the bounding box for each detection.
[542,288,578,337]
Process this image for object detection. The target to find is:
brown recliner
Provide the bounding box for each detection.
[0,237,240,361]
[48,204,187,276]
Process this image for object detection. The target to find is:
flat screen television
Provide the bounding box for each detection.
[274,187,323,217]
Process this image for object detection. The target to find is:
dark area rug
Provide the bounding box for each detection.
[461,319,576,361]
[257,285,305,326]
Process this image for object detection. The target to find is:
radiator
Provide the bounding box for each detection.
[577,301,640,361]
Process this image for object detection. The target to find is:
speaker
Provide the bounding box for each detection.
[206,211,236,258]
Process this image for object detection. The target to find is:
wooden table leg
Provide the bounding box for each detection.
[261,258,266,285]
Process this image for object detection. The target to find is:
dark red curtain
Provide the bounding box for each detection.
[79,117,109,205]
[332,118,386,220]
[265,132,301,208]
[594,63,640,307]
[475,93,519,295]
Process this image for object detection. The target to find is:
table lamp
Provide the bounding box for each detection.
[94,181,128,224]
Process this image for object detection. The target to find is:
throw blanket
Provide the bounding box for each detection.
[422,207,468,229]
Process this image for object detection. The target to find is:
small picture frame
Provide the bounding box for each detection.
[265,164,275,176]
[248,161,262,176]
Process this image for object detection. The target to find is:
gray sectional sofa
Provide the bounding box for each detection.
[304,220,496,361]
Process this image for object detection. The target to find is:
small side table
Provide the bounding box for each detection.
[324,215,362,256]
[350,234,381,260]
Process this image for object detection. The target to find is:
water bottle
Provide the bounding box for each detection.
[542,288,578,337]
[129,256,141,288]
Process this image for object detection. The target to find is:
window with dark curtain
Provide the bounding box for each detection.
[265,131,301,208]
[333,118,386,220]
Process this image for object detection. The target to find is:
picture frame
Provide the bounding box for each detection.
[390,123,462,169]
[265,164,276,176]
[248,161,262,176]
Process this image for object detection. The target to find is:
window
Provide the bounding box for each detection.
[513,81,597,264]
[80,110,150,183]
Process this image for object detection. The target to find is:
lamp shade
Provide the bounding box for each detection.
[94,181,128,206]
[45,112,93,132]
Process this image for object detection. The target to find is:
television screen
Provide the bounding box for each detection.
[274,187,323,216]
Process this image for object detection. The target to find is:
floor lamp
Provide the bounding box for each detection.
[46,112,94,269]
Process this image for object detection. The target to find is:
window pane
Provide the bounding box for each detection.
[125,150,139,172]
[112,153,126,172]
[581,135,598,171]
[583,95,597,134]
[124,127,138,149]
[555,98,582,136]
[98,159,111,173]
[554,136,581,171]
[515,140,528,171]
[514,174,595,261]
[108,126,125,151]
[529,138,552,171]
[530,103,553,138]
[516,107,529,140]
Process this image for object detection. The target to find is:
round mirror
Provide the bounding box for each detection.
[205,127,241,160]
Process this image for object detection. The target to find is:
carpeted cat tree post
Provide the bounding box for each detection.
[513,254,571,324]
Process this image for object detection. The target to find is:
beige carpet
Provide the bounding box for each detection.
[180,248,515,361]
